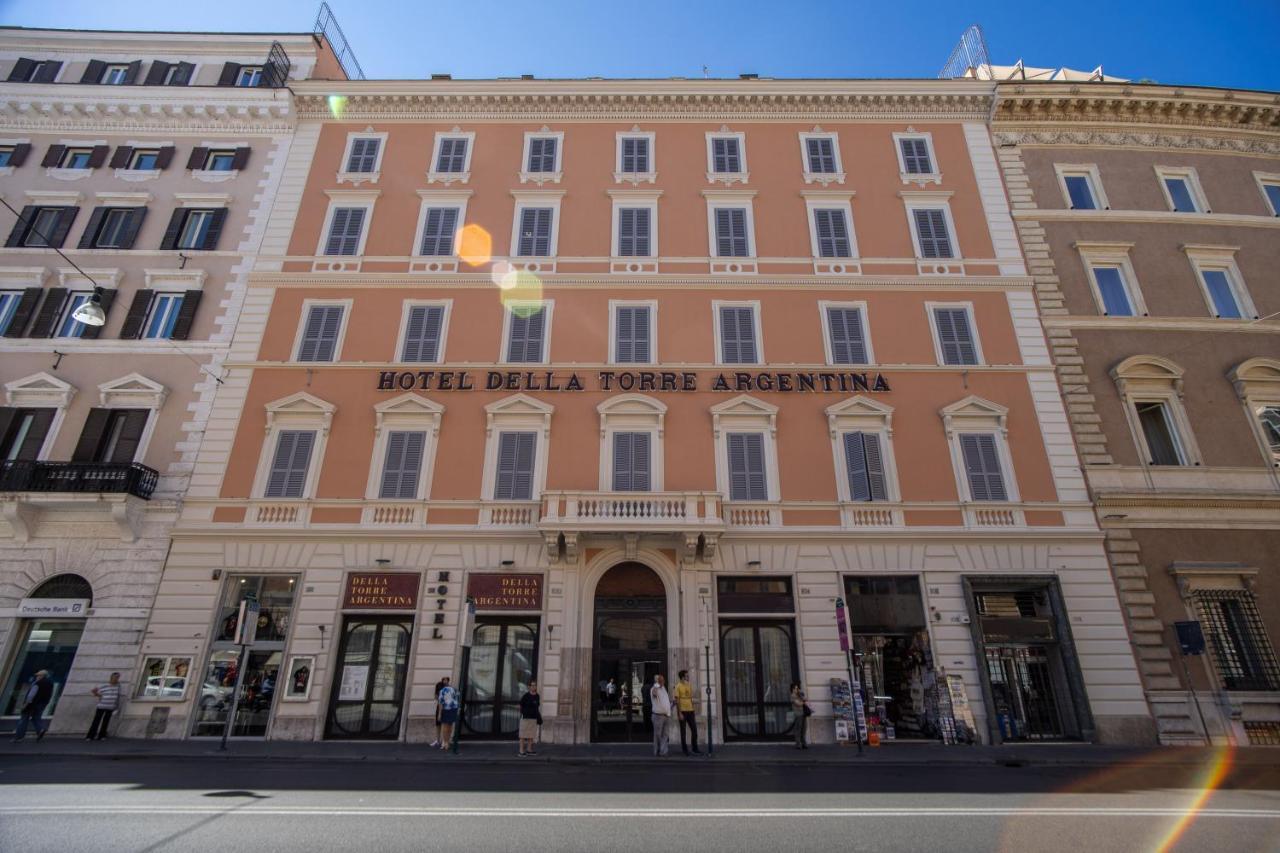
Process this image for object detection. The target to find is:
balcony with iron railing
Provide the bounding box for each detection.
[0,460,158,500]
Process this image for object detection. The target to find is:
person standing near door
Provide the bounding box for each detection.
[13,670,53,742]
[518,678,542,756]
[673,670,700,756]
[437,678,459,751]
[430,677,450,747]
[85,672,121,741]
[649,674,672,757]
[790,681,810,750]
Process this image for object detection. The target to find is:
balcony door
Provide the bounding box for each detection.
[72,408,149,464]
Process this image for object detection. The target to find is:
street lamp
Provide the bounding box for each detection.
[72,287,107,327]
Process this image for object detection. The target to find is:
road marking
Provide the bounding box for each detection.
[1,806,1278,819]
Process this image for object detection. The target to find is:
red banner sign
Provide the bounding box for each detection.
[466,573,544,611]
[342,573,420,610]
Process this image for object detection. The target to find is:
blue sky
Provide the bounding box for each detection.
[2,0,1277,91]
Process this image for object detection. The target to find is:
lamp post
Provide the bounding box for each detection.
[450,596,476,754]
[701,594,714,756]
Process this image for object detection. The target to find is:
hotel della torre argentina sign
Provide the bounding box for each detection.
[376,369,892,394]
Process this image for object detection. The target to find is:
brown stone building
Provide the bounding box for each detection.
[993,81,1280,745]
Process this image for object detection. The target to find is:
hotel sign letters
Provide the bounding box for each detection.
[467,573,544,611]
[377,370,891,394]
[342,572,420,610]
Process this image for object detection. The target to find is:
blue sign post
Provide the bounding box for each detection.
[1173,621,1211,743]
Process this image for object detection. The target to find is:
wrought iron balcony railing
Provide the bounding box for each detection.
[0,460,159,500]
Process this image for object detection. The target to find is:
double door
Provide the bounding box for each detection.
[592,655,663,742]
[463,618,539,739]
[325,617,412,739]
[720,620,798,741]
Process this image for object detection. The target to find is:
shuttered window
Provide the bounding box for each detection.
[612,431,652,491]
[419,207,459,256]
[401,305,445,362]
[932,307,978,365]
[806,137,837,173]
[899,137,934,174]
[843,432,888,502]
[345,138,380,173]
[718,305,758,364]
[726,432,768,501]
[714,208,750,257]
[813,208,852,258]
[0,291,23,336]
[324,207,366,256]
[614,305,651,363]
[526,137,557,173]
[297,304,344,362]
[912,208,953,259]
[616,207,651,257]
[493,431,537,500]
[959,434,1007,501]
[264,430,316,498]
[142,293,184,339]
[620,137,649,173]
[83,207,145,249]
[379,431,426,499]
[711,137,741,173]
[505,305,547,363]
[826,307,868,364]
[435,138,468,173]
[0,408,55,462]
[515,207,554,256]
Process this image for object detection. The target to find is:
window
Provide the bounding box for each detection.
[930,306,980,366]
[504,303,549,363]
[167,208,226,251]
[0,146,14,167]
[419,207,459,256]
[800,132,846,183]
[1055,164,1107,210]
[1254,173,1280,216]
[81,207,144,250]
[612,303,654,364]
[1091,265,1137,316]
[379,431,426,499]
[1185,249,1256,320]
[1193,590,1280,691]
[1156,167,1207,213]
[713,208,750,257]
[436,138,468,173]
[73,408,149,464]
[236,66,263,87]
[7,59,62,83]
[612,432,652,491]
[142,293,184,340]
[812,208,853,258]
[1229,359,1280,469]
[204,150,237,171]
[1259,407,1280,466]
[428,132,475,183]
[805,136,838,173]
[526,136,558,173]
[1199,268,1245,319]
[616,207,652,257]
[323,207,367,256]
[1078,244,1145,318]
[514,207,554,257]
[129,149,160,170]
[894,133,939,181]
[958,434,1008,501]
[842,432,888,501]
[345,138,380,173]
[9,206,75,248]
[620,135,649,173]
[493,431,537,500]
[823,305,869,365]
[910,208,953,259]
[1134,401,1185,465]
[161,64,190,85]
[101,64,130,85]
[707,133,746,178]
[263,430,316,498]
[400,304,446,362]
[61,148,94,169]
[296,303,346,362]
[717,304,760,365]
[0,290,22,335]
[0,408,55,461]
[55,292,92,338]
[726,432,768,500]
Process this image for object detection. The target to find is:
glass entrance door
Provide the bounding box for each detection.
[593,655,663,742]
[720,620,798,741]
[464,618,539,739]
[0,620,84,734]
[325,617,412,739]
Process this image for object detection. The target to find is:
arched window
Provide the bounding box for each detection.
[30,573,93,605]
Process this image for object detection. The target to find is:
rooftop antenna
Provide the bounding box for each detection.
[702,65,710,78]
[314,2,367,80]
[939,24,991,79]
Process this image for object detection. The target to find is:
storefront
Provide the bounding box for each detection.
[844,575,937,741]
[463,572,543,740]
[0,574,92,735]
[718,576,799,742]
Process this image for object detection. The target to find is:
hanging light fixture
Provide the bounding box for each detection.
[71,286,107,327]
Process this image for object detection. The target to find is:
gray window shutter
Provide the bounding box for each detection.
[171,62,194,85]
[960,434,1007,501]
[419,207,459,256]
[807,137,836,173]
[264,430,315,498]
[712,137,740,172]
[200,208,227,251]
[106,409,148,463]
[506,306,546,363]
[900,138,933,174]
[621,137,648,173]
[913,209,953,259]
[719,306,756,364]
[379,430,426,499]
[81,60,106,84]
[617,207,650,257]
[145,61,170,86]
[613,431,651,491]
[727,433,767,501]
[72,409,112,461]
[843,432,887,501]
[814,208,851,258]
[217,62,241,87]
[516,207,553,256]
[615,306,650,363]
[401,305,444,362]
[933,308,977,365]
[528,137,556,172]
[325,207,365,256]
[33,61,62,83]
[8,58,35,82]
[109,146,133,169]
[346,138,379,172]
[826,307,867,364]
[494,431,537,500]
[437,138,467,172]
[168,290,202,341]
[298,304,343,362]
[714,208,748,257]
[3,288,43,338]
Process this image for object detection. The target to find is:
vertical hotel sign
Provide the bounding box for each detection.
[466,574,544,611]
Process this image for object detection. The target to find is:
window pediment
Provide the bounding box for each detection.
[1230,357,1280,400]
[374,393,445,437]
[484,393,553,437]
[264,391,336,433]
[710,394,777,438]
[5,372,75,408]
[598,393,666,438]
[1111,355,1185,397]
[940,395,1008,435]
[826,395,894,436]
[99,373,166,409]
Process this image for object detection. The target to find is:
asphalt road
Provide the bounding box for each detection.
[1,754,1278,853]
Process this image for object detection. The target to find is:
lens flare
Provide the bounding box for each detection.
[458,223,493,266]
[490,261,543,307]
[1153,746,1234,853]
[327,95,347,118]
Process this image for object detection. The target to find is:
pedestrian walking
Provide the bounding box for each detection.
[430,677,450,747]
[673,670,701,756]
[437,678,459,750]
[13,670,54,742]
[790,681,810,750]
[85,672,121,741]
[518,678,542,756]
[649,673,672,757]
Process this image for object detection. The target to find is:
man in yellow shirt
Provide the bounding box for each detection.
[673,670,701,756]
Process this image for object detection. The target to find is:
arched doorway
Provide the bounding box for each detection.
[1,574,93,733]
[591,562,666,742]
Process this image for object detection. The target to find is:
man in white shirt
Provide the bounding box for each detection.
[649,674,672,757]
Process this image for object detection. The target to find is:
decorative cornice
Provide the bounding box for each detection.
[994,82,1280,134]
[0,84,294,134]
[994,127,1280,157]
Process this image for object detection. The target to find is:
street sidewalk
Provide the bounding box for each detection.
[1,735,1271,768]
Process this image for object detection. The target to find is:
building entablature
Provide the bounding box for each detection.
[994,81,1280,133]
[0,84,294,133]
